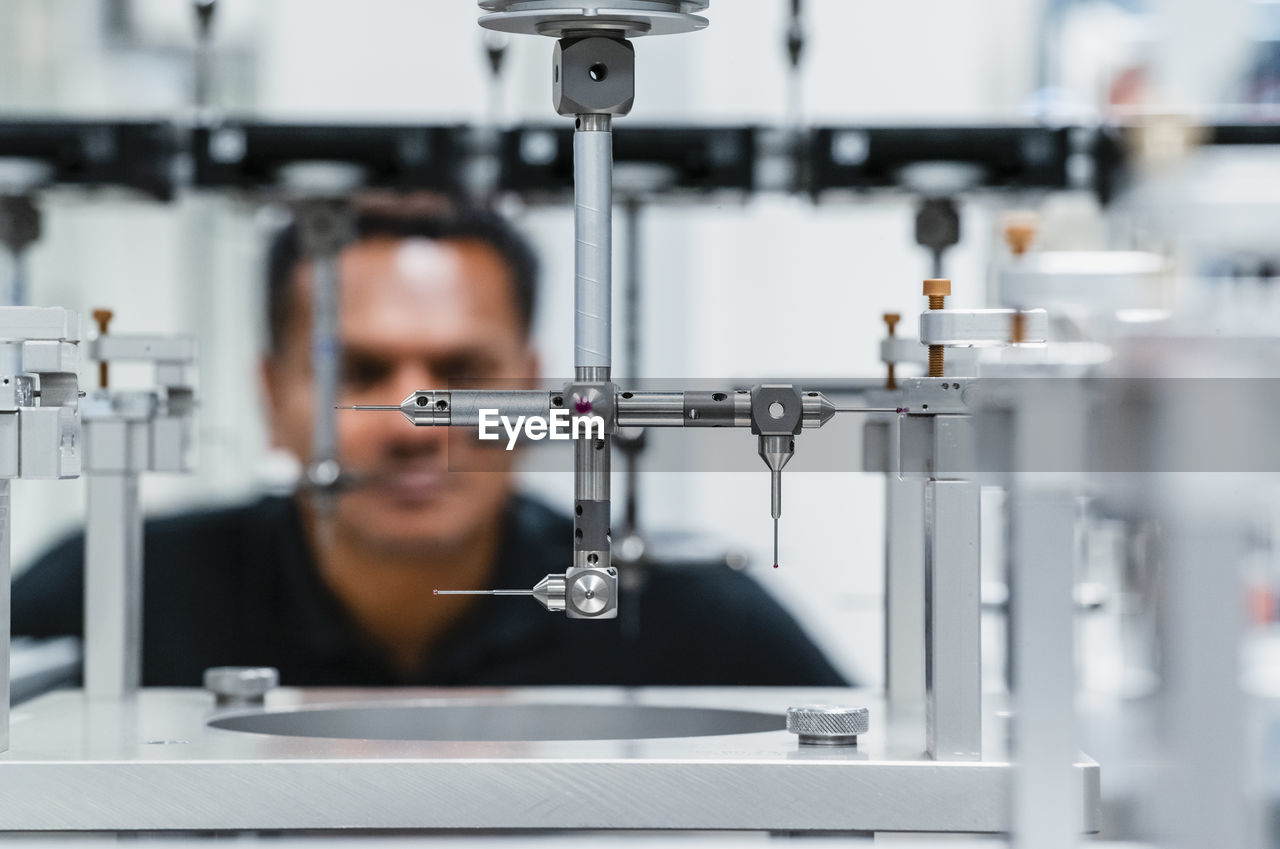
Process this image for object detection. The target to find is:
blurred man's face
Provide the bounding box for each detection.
[263,236,538,554]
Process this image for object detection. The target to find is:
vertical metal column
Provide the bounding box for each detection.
[1010,488,1080,846]
[294,200,351,501]
[9,253,27,307]
[1144,371,1261,849]
[619,197,641,535]
[885,414,926,712]
[312,249,341,486]
[83,470,144,700]
[572,113,614,596]
[920,414,982,761]
[574,113,613,378]
[0,478,10,753]
[1155,486,1252,849]
[999,381,1087,848]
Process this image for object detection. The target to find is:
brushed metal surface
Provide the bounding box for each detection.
[0,687,1100,833]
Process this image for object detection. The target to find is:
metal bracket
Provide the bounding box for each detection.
[749,384,803,436]
[919,308,1048,347]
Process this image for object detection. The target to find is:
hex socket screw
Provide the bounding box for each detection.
[923,278,950,378]
[882,312,901,390]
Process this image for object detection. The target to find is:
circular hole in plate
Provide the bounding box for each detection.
[208,703,785,742]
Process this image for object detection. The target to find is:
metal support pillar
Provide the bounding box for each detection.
[568,111,617,617]
[884,415,926,712]
[1010,488,1080,847]
[83,471,144,700]
[293,197,354,500]
[1155,485,1252,849]
[906,411,982,761]
[0,479,10,752]
[310,236,342,492]
[573,113,612,376]
[925,476,981,760]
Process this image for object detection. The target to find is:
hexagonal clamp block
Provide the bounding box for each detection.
[750,384,804,437]
[554,36,635,117]
[565,566,618,619]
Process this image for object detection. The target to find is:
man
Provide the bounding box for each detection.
[13,204,844,687]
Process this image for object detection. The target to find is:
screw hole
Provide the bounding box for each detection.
[807,392,818,397]
[922,404,929,410]
[587,553,599,565]
[789,440,795,451]
[552,396,564,407]
[712,392,726,402]
[575,528,583,540]
[435,399,448,410]
[621,392,633,399]
[575,504,583,516]
[415,396,428,407]
[588,63,608,82]
[688,409,700,420]
[594,439,605,451]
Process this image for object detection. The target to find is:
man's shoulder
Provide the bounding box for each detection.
[507,493,574,542]
[13,495,299,640]
[143,496,297,549]
[636,563,847,685]
[20,495,296,578]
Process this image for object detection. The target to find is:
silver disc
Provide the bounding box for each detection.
[479,1,709,37]
[569,572,610,615]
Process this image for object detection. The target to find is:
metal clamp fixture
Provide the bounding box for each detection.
[917,277,1048,380]
[750,384,802,568]
[0,306,81,753]
[457,0,712,618]
[366,3,875,616]
[879,311,929,390]
[918,308,1049,348]
[382,382,849,613]
[82,312,197,701]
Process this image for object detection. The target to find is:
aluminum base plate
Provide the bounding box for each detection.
[0,686,1099,833]
[479,1,709,37]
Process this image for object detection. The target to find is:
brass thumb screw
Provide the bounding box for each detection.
[922,279,950,378]
[92,308,113,388]
[882,312,901,390]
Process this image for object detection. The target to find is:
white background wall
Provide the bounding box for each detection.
[1,0,1238,684]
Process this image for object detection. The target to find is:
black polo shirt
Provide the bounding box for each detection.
[12,495,845,687]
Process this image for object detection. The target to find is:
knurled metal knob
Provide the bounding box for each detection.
[204,666,279,707]
[786,704,869,747]
[922,278,952,298]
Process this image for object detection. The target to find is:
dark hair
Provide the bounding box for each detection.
[265,207,539,355]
